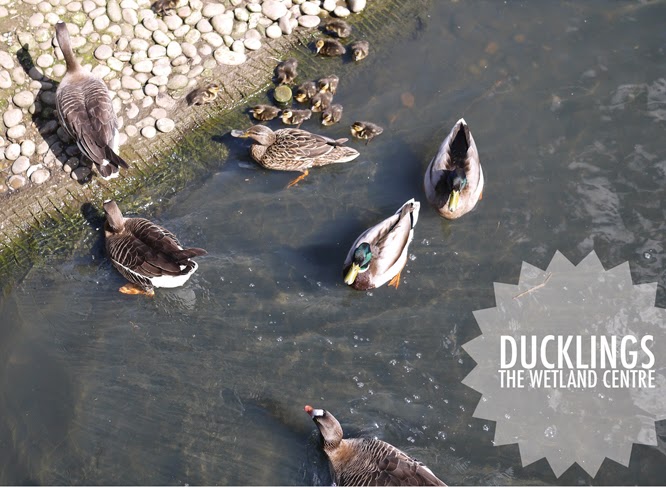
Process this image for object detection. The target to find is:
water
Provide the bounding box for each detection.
[1,1,666,484]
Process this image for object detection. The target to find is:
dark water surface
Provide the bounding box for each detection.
[1,1,666,484]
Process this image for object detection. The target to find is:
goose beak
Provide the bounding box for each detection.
[344,263,361,285]
[230,129,248,138]
[448,189,461,212]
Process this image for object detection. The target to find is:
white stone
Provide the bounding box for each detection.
[244,38,261,51]
[0,50,13,70]
[123,8,138,25]
[297,15,320,28]
[30,168,50,184]
[5,143,20,160]
[164,14,183,31]
[36,54,55,68]
[214,47,246,65]
[121,75,142,90]
[95,44,113,60]
[166,40,182,58]
[133,59,153,73]
[322,0,337,11]
[211,14,233,36]
[231,40,245,54]
[262,0,287,21]
[144,83,159,97]
[141,125,157,138]
[166,74,188,90]
[277,14,291,35]
[92,65,112,78]
[3,109,22,128]
[196,18,213,33]
[234,7,249,21]
[156,117,175,133]
[334,6,350,17]
[148,45,167,59]
[202,2,225,17]
[21,140,36,157]
[181,42,197,58]
[202,32,224,48]
[348,0,367,13]
[93,14,111,30]
[13,91,35,108]
[12,156,30,174]
[7,125,26,140]
[300,1,320,15]
[152,30,171,46]
[151,63,171,77]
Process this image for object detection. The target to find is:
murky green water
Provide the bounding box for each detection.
[1,1,665,484]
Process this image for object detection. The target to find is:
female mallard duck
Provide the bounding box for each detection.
[305,406,446,486]
[322,19,352,38]
[311,92,333,112]
[250,104,280,121]
[315,38,346,57]
[294,81,317,103]
[350,40,370,61]
[350,121,383,144]
[187,82,221,105]
[230,125,359,187]
[275,58,298,85]
[281,108,312,127]
[55,21,129,179]
[103,200,207,296]
[343,199,420,290]
[317,74,339,94]
[424,118,484,219]
[321,104,343,126]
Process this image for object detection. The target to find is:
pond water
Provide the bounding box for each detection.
[1,1,665,484]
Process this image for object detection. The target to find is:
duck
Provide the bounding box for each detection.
[321,104,343,126]
[103,200,207,296]
[350,121,383,144]
[152,0,178,16]
[315,38,346,57]
[230,125,359,187]
[250,104,280,121]
[55,21,129,180]
[424,118,484,219]
[311,92,333,112]
[350,40,370,61]
[187,82,221,106]
[275,58,298,85]
[322,19,352,38]
[305,405,446,486]
[343,199,420,290]
[294,81,318,103]
[281,108,312,127]
[317,75,339,94]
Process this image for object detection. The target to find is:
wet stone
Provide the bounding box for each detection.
[71,166,91,181]
[11,156,30,174]
[13,91,35,108]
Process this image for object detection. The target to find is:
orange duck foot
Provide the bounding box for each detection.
[388,270,402,289]
[287,169,309,188]
[119,283,155,297]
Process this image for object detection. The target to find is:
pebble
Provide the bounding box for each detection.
[262,0,287,21]
[141,126,157,138]
[185,10,203,26]
[94,44,113,60]
[202,2,225,17]
[12,156,30,174]
[36,54,55,68]
[93,14,110,31]
[196,18,213,33]
[148,45,167,58]
[277,15,291,35]
[92,65,111,78]
[3,108,22,128]
[5,143,21,160]
[298,15,320,28]
[122,8,138,25]
[144,83,159,97]
[133,59,153,73]
[152,63,172,76]
[348,0,367,13]
[0,70,11,89]
[211,14,234,36]
[322,0,337,11]
[71,166,91,181]
[185,29,201,44]
[334,6,351,17]
[166,74,188,90]
[153,30,171,46]
[13,91,35,108]
[244,38,261,51]
[231,40,245,54]
[301,1,321,15]
[0,51,13,69]
[167,41,182,58]
[156,117,175,133]
[7,175,26,190]
[107,0,122,22]
[121,75,142,90]
[125,124,138,137]
[164,15,183,31]
[30,168,50,184]
[107,58,124,71]
[21,140,36,157]
[181,42,197,58]
[214,47,246,65]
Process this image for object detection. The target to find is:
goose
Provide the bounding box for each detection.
[305,405,446,486]
[55,21,129,179]
[103,200,207,296]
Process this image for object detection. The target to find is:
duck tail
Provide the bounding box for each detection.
[173,247,208,263]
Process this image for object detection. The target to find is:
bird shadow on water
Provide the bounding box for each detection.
[16,45,92,184]
[80,202,106,261]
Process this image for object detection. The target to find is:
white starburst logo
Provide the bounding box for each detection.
[462,251,666,477]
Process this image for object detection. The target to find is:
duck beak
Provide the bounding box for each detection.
[344,263,361,285]
[230,129,248,138]
[448,189,461,212]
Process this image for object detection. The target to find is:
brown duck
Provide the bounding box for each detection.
[305,406,446,486]
[250,104,280,121]
[187,83,221,106]
[275,58,298,85]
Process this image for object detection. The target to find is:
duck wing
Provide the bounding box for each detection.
[273,128,345,160]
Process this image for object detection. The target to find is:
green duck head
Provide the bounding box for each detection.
[344,242,372,285]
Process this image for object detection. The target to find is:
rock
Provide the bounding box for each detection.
[155,93,176,109]
[185,10,203,27]
[322,0,337,11]
[123,8,138,25]
[153,30,171,46]
[92,65,112,78]
[156,117,175,133]
[12,156,30,174]
[148,75,168,86]
[0,70,11,89]
[21,140,36,157]
[171,55,188,67]
[144,83,159,97]
[164,14,183,31]
[196,18,213,33]
[133,59,153,73]
[173,24,190,38]
[71,166,91,181]
[5,143,21,160]
[107,0,122,22]
[0,50,14,69]
[211,14,234,36]
[166,74,188,90]
[277,15,291,35]
[167,41,182,58]
[93,14,111,30]
[334,6,351,17]
[94,45,113,60]
[234,7,249,22]
[231,40,245,54]
[298,15,320,28]
[107,58,124,71]
[151,63,171,77]
[244,38,261,51]
[185,29,201,44]
[148,45,167,59]
[143,16,159,31]
[36,54,54,68]
[202,32,223,47]
[42,120,59,135]
[13,91,35,108]
[247,3,262,13]
[126,103,139,119]
[121,75,142,90]
[348,0,366,13]
[30,168,50,184]
[125,124,138,137]
[141,126,157,138]
[181,42,197,58]
[37,141,50,155]
[3,109,22,128]
[301,1,320,15]
[188,65,204,78]
[262,0,287,21]
[7,175,26,190]
[202,2,225,17]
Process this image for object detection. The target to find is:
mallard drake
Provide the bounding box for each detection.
[321,104,343,126]
[311,92,333,112]
[322,19,352,38]
[315,38,346,57]
[103,200,207,296]
[305,406,446,486]
[230,125,359,187]
[152,0,178,15]
[424,118,484,219]
[317,75,339,94]
[55,21,129,180]
[350,40,370,61]
[343,199,420,290]
[187,82,221,106]
[281,108,312,126]
[350,121,383,144]
[275,58,298,85]
[294,81,318,103]
[250,104,280,121]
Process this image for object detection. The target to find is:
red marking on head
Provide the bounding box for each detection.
[304,405,313,413]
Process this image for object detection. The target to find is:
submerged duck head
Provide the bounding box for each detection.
[305,405,343,448]
[344,242,372,285]
[230,125,276,145]
[103,199,125,234]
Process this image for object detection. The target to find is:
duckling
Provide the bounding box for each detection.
[351,121,383,144]
[317,75,339,95]
[311,92,333,112]
[250,104,280,121]
[275,58,298,85]
[281,108,312,127]
[323,19,352,38]
[315,38,346,57]
[321,104,343,126]
[350,40,370,62]
[294,81,318,103]
[152,0,178,16]
[186,83,221,106]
